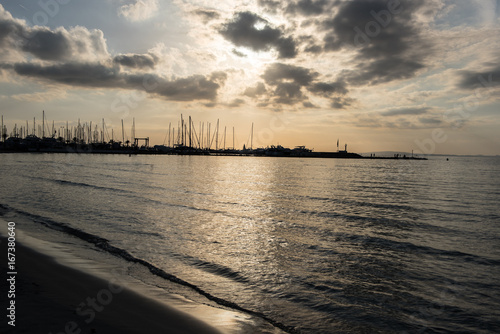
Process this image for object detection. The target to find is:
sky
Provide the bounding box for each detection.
[0,0,499,155]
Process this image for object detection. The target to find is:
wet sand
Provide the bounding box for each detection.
[0,236,225,334]
[0,218,282,334]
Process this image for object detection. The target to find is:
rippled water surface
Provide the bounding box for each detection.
[1,153,500,333]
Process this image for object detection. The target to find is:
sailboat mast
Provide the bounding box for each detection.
[223,126,226,150]
[201,123,204,149]
[181,114,184,146]
[198,122,201,149]
[189,116,192,148]
[251,122,253,150]
[168,122,171,147]
[132,118,135,146]
[216,119,219,151]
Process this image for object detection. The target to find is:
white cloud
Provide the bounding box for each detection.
[0,5,109,63]
[118,0,159,22]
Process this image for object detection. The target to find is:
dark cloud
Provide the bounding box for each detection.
[21,29,71,61]
[308,81,348,97]
[113,54,158,69]
[346,57,425,86]
[219,11,297,58]
[286,0,329,16]
[355,108,445,128]
[0,11,69,60]
[320,0,429,85]
[353,113,443,129]
[150,75,222,101]
[275,36,298,59]
[458,67,500,90]
[244,82,267,97]
[259,63,352,107]
[0,63,13,70]
[192,9,220,23]
[303,101,317,108]
[203,102,217,108]
[304,44,323,54]
[331,97,354,109]
[419,117,442,125]
[232,49,247,57]
[298,35,323,54]
[209,71,228,85]
[257,0,282,13]
[0,15,25,60]
[273,82,304,104]
[262,63,318,86]
[227,98,245,107]
[12,62,225,101]
[0,22,13,42]
[14,62,123,87]
[322,34,340,52]
[0,15,22,46]
[260,63,316,104]
[381,107,430,116]
[321,0,418,53]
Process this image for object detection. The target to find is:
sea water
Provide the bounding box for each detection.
[1,153,499,333]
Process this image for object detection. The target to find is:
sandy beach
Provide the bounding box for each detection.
[0,218,283,334]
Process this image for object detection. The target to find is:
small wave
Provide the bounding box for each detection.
[302,208,419,230]
[341,233,500,267]
[187,257,250,283]
[2,204,299,334]
[30,176,130,194]
[30,177,229,218]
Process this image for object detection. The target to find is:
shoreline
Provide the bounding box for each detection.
[0,217,285,334]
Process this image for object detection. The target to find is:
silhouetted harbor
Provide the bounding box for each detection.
[0,137,427,159]
[0,113,426,159]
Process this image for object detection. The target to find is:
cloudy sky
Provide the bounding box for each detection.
[1,0,499,154]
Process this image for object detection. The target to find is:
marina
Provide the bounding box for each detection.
[0,113,426,159]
